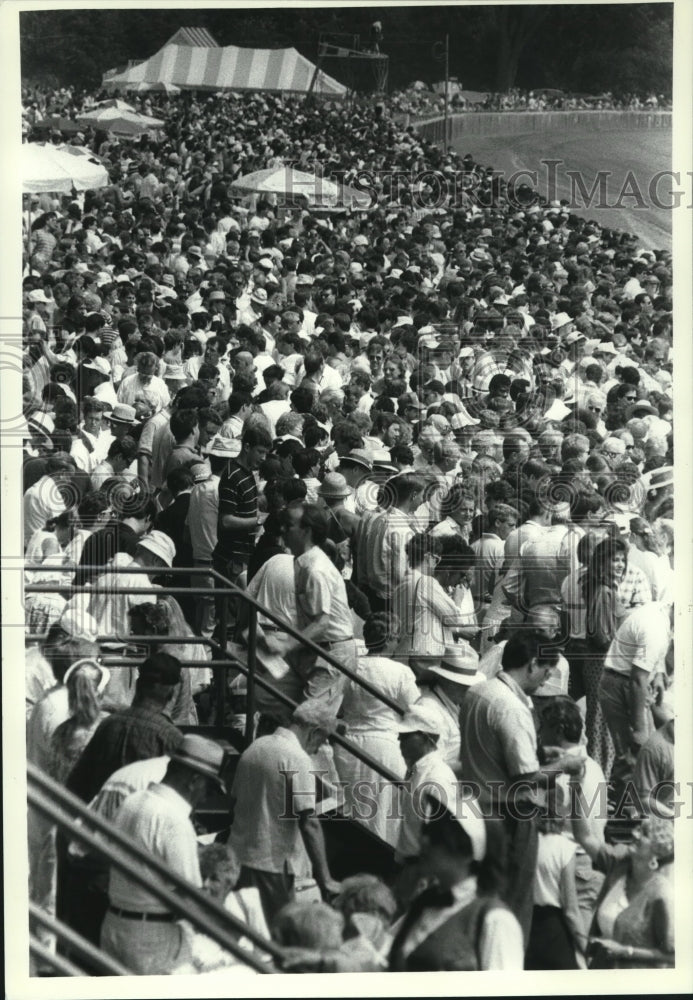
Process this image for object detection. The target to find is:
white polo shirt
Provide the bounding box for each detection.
[604,602,671,677]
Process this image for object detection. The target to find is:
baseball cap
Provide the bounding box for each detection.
[396,702,442,736]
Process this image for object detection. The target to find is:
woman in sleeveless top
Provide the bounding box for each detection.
[571,798,674,968]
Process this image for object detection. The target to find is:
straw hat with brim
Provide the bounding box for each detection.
[137,530,176,567]
[190,461,213,484]
[420,645,484,687]
[164,364,188,382]
[551,312,573,331]
[171,734,227,792]
[642,466,673,492]
[396,702,442,736]
[104,403,137,425]
[83,358,111,375]
[629,401,657,417]
[423,789,487,862]
[317,473,352,499]
[204,434,242,458]
[340,449,372,471]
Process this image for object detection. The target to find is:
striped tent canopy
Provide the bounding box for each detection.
[103,43,346,97]
[165,26,218,47]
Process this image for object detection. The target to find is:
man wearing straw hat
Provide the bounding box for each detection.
[100,733,229,974]
[416,644,484,772]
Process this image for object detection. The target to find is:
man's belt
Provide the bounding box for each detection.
[109,905,176,922]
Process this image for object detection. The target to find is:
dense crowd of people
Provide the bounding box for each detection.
[22,81,675,977]
[387,86,671,119]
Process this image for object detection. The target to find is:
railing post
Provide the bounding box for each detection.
[216,586,228,728]
[245,605,257,747]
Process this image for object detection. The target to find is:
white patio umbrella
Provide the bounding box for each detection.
[77,105,165,136]
[231,166,368,209]
[22,142,109,276]
[21,142,109,194]
[91,98,136,112]
[128,81,181,95]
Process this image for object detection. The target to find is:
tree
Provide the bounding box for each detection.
[487,6,551,91]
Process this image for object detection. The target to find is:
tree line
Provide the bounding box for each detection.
[20,4,672,97]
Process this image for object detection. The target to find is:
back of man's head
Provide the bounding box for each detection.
[135,651,182,703]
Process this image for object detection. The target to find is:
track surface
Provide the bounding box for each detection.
[453,126,673,251]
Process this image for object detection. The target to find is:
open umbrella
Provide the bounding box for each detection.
[128,81,181,95]
[22,143,109,277]
[231,166,369,209]
[91,98,136,112]
[22,142,109,194]
[77,106,164,136]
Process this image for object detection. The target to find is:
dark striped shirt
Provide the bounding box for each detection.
[214,458,257,563]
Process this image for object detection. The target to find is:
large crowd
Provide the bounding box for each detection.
[387,86,671,119]
[21,83,675,976]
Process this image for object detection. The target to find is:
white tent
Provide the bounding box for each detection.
[22,143,108,194]
[103,42,346,97]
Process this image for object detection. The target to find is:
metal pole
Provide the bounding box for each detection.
[444,33,450,147]
[26,200,33,277]
[29,903,131,976]
[29,939,85,977]
[27,770,279,968]
[244,606,257,747]
[216,580,228,728]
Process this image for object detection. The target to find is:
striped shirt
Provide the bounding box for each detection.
[214,458,258,563]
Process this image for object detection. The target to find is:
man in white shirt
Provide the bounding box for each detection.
[230,700,341,922]
[100,735,228,975]
[23,454,74,548]
[70,397,113,474]
[416,645,484,772]
[395,702,460,864]
[600,601,672,784]
[284,503,357,714]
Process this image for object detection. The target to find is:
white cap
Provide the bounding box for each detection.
[396,701,442,736]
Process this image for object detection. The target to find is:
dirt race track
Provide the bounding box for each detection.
[452,125,673,251]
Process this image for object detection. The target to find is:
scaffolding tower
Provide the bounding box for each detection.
[307,32,389,102]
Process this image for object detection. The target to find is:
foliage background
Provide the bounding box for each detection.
[20,4,673,96]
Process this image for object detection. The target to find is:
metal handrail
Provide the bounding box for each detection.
[99,636,403,785]
[28,765,280,971]
[29,938,86,977]
[29,902,132,976]
[26,563,408,715]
